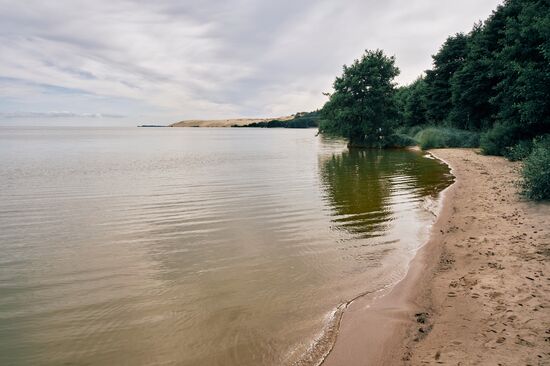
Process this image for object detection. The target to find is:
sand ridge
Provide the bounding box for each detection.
[169,116,293,127]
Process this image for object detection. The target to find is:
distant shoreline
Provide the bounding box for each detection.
[169,116,293,128]
[321,148,549,365]
[169,112,319,128]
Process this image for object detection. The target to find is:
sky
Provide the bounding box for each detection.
[0,0,503,126]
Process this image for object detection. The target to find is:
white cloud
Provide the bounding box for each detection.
[0,111,124,118]
[0,0,503,124]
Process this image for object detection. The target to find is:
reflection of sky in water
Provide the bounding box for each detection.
[0,127,452,366]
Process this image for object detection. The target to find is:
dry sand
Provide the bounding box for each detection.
[169,116,293,127]
[322,148,549,366]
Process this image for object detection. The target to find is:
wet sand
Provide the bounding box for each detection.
[322,148,550,366]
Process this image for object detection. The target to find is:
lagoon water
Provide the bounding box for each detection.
[0,127,452,365]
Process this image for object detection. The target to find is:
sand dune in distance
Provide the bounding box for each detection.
[169,116,293,127]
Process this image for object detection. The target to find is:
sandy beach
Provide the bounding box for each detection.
[322,148,549,366]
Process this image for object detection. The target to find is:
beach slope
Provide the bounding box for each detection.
[322,148,549,366]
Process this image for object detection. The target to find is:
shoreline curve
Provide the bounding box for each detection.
[298,148,457,366]
[319,148,550,365]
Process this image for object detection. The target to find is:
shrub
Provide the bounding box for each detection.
[480,123,523,156]
[521,136,550,201]
[504,140,533,161]
[413,127,480,150]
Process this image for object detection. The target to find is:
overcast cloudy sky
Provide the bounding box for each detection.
[0,0,502,125]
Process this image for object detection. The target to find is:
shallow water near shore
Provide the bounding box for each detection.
[0,127,453,365]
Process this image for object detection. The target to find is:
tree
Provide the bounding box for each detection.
[449,22,501,130]
[491,0,550,135]
[480,0,550,154]
[424,33,469,124]
[320,0,549,156]
[320,49,400,147]
[400,77,429,126]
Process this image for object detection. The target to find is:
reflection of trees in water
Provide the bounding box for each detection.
[320,149,393,239]
[395,152,454,197]
[319,149,453,238]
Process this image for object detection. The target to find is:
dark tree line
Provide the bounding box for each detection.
[394,0,549,153]
[233,111,320,128]
[320,0,549,154]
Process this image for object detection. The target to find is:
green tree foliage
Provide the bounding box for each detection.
[490,0,550,135]
[479,122,523,155]
[320,0,549,160]
[395,77,428,126]
[521,136,550,200]
[320,50,400,147]
[449,23,501,130]
[424,33,469,124]
[406,0,548,153]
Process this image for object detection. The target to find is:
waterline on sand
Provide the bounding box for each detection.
[294,152,455,366]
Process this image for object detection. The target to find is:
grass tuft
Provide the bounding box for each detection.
[413,127,480,150]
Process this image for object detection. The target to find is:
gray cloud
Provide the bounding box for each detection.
[0,111,124,118]
[0,0,503,124]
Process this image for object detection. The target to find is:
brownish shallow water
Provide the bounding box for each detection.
[0,127,452,365]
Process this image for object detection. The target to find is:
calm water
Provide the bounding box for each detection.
[0,127,452,366]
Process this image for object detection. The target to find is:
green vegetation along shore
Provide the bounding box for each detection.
[232,111,320,128]
[318,0,549,200]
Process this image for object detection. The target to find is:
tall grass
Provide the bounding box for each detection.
[412,127,480,150]
[386,133,418,147]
